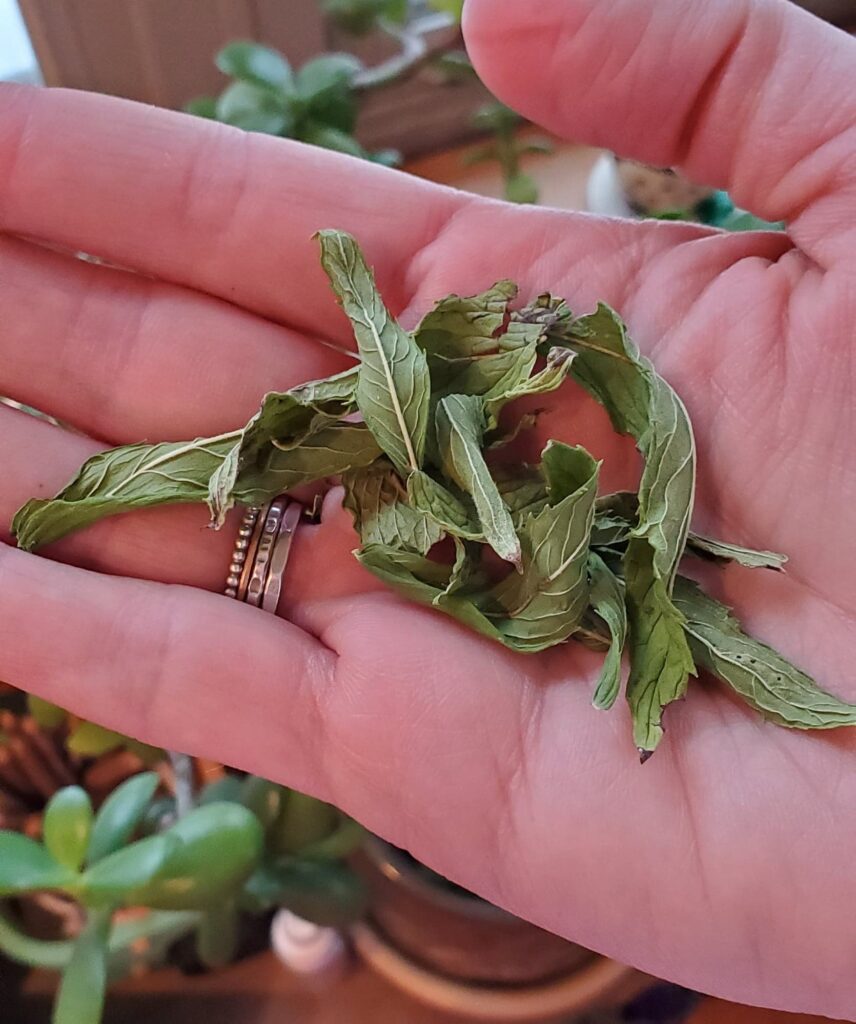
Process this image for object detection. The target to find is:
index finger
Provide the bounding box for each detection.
[0,84,681,343]
[0,84,461,341]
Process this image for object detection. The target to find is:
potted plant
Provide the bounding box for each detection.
[0,725,367,1024]
[183,4,551,204]
[348,835,648,1020]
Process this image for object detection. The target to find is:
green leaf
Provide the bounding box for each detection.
[343,462,443,555]
[44,787,93,873]
[485,442,598,652]
[493,466,548,524]
[406,470,482,541]
[482,346,574,430]
[473,101,521,133]
[206,377,355,524]
[216,41,294,92]
[302,122,365,158]
[290,365,360,406]
[623,378,697,755]
[271,791,340,856]
[0,832,76,896]
[236,422,383,505]
[323,0,404,34]
[355,543,505,644]
[368,147,402,168]
[548,304,697,754]
[87,772,160,865]
[53,910,111,1024]
[241,777,284,833]
[183,96,218,119]
[631,376,696,586]
[673,577,856,729]
[316,230,430,475]
[562,302,651,436]
[428,0,465,20]
[66,721,121,757]
[295,816,366,861]
[13,433,238,551]
[215,80,291,135]
[131,803,263,910]
[434,343,538,402]
[686,533,787,571]
[434,394,521,566]
[195,900,240,969]
[243,859,368,925]
[587,553,627,710]
[199,775,245,806]
[505,172,539,205]
[297,53,362,100]
[592,491,637,547]
[14,413,375,551]
[78,834,177,907]
[625,544,696,757]
[414,281,518,363]
[26,694,66,729]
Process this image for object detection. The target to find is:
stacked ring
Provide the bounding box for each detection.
[224,497,305,615]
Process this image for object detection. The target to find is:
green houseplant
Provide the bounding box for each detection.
[0,767,366,1024]
[185,0,552,203]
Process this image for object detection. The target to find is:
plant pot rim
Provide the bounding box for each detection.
[360,834,519,924]
[351,919,637,1021]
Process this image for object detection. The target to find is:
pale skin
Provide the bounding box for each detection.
[0,0,853,1015]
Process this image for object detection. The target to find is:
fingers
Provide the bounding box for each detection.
[0,235,349,443]
[0,541,340,790]
[464,0,856,267]
[0,84,685,343]
[0,404,375,612]
[0,84,460,339]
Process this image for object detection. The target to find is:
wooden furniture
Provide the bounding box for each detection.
[16,1,487,156]
[16,950,850,1024]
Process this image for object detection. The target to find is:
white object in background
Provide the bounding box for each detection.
[0,0,40,83]
[585,153,637,218]
[270,909,349,986]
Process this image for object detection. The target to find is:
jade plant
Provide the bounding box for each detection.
[185,0,550,202]
[0,771,365,1024]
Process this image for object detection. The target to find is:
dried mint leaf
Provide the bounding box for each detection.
[673,577,856,728]
[406,470,482,541]
[541,302,697,755]
[588,551,627,710]
[317,229,430,476]
[434,394,522,567]
[342,461,442,555]
[685,534,787,571]
[485,442,598,653]
[13,433,239,551]
[414,281,518,362]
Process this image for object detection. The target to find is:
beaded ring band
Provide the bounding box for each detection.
[224,506,262,600]
[224,496,307,616]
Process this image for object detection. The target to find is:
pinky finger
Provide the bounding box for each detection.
[0,544,338,795]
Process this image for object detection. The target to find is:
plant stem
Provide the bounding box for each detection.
[353,20,428,89]
[168,752,195,819]
[0,906,199,972]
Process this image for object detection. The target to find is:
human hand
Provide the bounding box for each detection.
[0,0,853,1015]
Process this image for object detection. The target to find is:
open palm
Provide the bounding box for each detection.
[0,0,853,1015]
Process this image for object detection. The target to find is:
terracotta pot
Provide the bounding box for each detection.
[353,837,589,985]
[350,837,647,1021]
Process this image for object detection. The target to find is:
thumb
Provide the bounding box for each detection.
[464,0,856,267]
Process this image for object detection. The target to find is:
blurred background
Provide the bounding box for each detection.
[1,3,855,1024]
